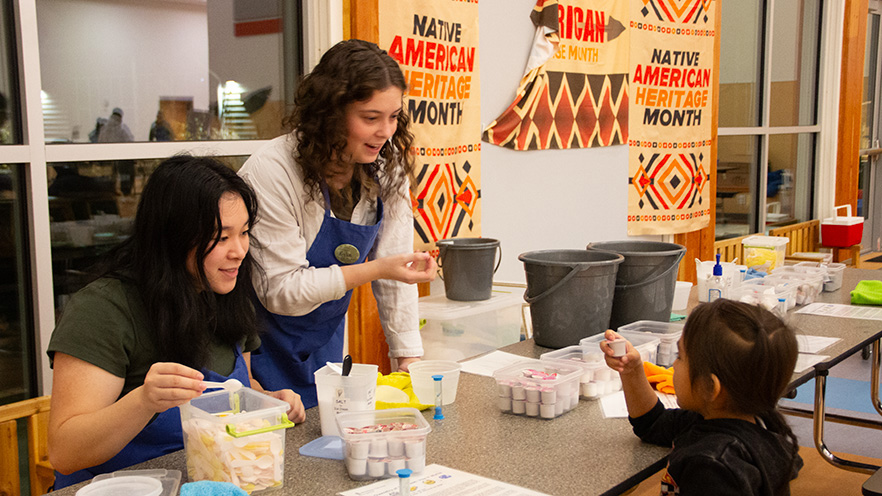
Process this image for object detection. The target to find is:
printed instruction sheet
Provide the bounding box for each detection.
[795,335,840,354]
[797,303,882,320]
[460,350,532,377]
[337,464,550,495]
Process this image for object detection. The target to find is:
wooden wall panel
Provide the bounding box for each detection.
[837,0,867,213]
[676,3,720,283]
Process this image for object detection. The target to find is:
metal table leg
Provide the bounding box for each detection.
[813,370,880,474]
[872,340,882,417]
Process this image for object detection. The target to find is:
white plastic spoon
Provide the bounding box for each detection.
[203,378,243,392]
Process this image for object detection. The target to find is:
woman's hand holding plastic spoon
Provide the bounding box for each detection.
[201,378,244,392]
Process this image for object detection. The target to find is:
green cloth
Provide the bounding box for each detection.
[850,280,882,305]
[47,277,259,398]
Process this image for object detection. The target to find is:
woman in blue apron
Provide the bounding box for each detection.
[47,156,305,489]
[239,39,437,408]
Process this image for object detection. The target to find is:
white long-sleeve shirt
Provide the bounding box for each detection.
[238,135,423,358]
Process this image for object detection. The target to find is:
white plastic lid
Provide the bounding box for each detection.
[76,476,163,496]
[741,235,789,248]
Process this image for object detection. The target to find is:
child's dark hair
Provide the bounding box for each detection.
[99,155,261,369]
[284,38,415,202]
[682,299,799,455]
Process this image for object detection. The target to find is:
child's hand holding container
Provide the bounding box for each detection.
[600,330,643,375]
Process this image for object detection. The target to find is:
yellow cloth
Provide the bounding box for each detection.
[375,372,433,411]
[643,362,675,395]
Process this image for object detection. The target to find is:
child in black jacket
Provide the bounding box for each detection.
[602,299,803,496]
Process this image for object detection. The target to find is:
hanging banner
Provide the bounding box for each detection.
[482,0,629,150]
[627,0,716,235]
[379,0,481,252]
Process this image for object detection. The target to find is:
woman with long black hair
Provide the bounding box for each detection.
[47,155,305,489]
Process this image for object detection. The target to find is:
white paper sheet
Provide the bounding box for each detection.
[337,464,550,496]
[795,335,841,354]
[796,303,882,320]
[794,353,829,373]
[459,350,532,377]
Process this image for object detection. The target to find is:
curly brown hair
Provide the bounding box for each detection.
[284,39,415,203]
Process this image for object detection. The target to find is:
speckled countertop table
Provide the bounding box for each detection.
[50,269,882,496]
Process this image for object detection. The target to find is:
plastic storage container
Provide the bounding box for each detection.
[418,285,524,361]
[336,407,431,481]
[617,321,685,368]
[731,277,797,311]
[180,388,294,494]
[314,363,379,437]
[492,359,582,418]
[767,267,824,305]
[823,263,846,291]
[580,330,661,365]
[539,345,621,399]
[741,236,789,271]
[76,470,182,496]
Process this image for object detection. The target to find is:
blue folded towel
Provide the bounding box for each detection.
[180,481,249,496]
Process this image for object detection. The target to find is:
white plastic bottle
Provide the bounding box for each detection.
[707,253,727,302]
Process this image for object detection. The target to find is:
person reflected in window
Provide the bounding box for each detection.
[88,117,107,143]
[98,107,135,195]
[149,110,173,142]
[97,108,133,143]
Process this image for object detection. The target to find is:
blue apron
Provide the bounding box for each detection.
[53,348,251,489]
[251,184,384,409]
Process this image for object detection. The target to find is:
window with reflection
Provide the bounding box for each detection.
[48,156,249,314]
[767,133,814,225]
[0,164,35,404]
[716,135,759,240]
[769,0,821,128]
[0,0,20,145]
[37,0,301,143]
[719,0,763,128]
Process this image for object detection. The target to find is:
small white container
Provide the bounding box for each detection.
[672,281,693,310]
[314,363,379,437]
[409,360,462,405]
[336,408,431,481]
[823,263,846,292]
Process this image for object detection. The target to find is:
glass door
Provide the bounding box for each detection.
[860,2,882,252]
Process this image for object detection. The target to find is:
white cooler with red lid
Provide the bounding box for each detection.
[821,205,863,247]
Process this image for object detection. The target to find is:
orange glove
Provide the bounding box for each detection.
[643,362,675,395]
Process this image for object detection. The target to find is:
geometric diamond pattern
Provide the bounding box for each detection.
[412,160,481,246]
[639,0,714,24]
[629,152,708,211]
[483,71,628,150]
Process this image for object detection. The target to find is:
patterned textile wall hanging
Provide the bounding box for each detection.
[627,0,716,235]
[483,0,629,150]
[379,0,482,252]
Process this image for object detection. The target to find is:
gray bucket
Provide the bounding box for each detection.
[519,250,624,348]
[436,238,501,301]
[586,241,686,330]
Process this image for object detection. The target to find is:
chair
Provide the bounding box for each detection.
[864,468,882,495]
[713,234,751,263]
[768,219,861,267]
[0,396,54,496]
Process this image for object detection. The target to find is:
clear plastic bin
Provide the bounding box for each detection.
[766,268,824,305]
[616,321,685,367]
[731,278,797,311]
[180,388,294,494]
[492,359,582,418]
[823,263,846,292]
[741,235,789,271]
[336,407,431,481]
[580,330,661,365]
[539,346,621,400]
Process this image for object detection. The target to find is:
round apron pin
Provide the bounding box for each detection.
[334,244,360,264]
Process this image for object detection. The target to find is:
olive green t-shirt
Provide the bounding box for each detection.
[47,278,260,398]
